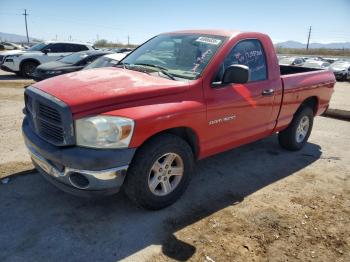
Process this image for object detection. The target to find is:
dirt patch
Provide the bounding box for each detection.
[152,191,349,262]
[0,87,30,167]
[0,161,35,179]
[0,81,33,89]
[150,165,350,262]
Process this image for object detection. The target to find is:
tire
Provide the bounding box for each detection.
[20,61,39,78]
[278,106,314,151]
[124,133,194,210]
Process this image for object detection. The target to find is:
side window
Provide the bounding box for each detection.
[61,44,88,52]
[215,39,267,82]
[63,44,77,52]
[80,45,89,51]
[48,43,66,53]
[74,44,89,52]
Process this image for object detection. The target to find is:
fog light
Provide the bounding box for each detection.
[69,172,90,189]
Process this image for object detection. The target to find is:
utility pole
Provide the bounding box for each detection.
[22,9,29,44]
[306,26,312,51]
[127,34,130,46]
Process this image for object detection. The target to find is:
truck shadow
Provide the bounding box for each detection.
[0,73,24,80]
[0,135,322,261]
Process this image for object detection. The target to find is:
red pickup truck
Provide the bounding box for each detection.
[23,30,335,209]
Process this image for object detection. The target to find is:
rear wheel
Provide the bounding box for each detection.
[21,61,39,78]
[124,133,194,210]
[278,107,314,151]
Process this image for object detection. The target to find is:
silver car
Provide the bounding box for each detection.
[329,60,350,81]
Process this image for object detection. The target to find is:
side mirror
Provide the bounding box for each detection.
[42,48,51,54]
[222,64,250,84]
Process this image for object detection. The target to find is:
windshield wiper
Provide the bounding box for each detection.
[131,63,176,80]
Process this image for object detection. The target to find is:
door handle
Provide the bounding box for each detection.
[262,89,274,96]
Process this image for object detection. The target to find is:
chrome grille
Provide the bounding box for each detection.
[37,119,64,143]
[38,102,62,124]
[24,86,75,146]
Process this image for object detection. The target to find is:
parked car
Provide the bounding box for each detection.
[328,60,350,81]
[22,30,335,209]
[323,57,339,64]
[112,47,133,53]
[0,42,24,51]
[0,41,94,77]
[32,50,111,81]
[302,60,330,69]
[83,53,128,70]
[279,56,305,66]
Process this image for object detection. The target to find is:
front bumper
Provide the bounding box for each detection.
[333,71,347,80]
[22,118,136,197]
[1,64,17,73]
[1,60,19,72]
[31,71,57,81]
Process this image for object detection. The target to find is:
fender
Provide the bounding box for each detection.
[19,58,41,69]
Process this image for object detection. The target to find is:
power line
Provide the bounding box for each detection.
[22,9,29,44]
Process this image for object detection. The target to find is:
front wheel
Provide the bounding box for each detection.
[124,133,194,210]
[21,61,39,78]
[278,107,314,151]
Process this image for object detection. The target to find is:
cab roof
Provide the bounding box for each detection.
[164,29,242,37]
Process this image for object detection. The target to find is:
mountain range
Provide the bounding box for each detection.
[0,32,38,43]
[275,40,350,49]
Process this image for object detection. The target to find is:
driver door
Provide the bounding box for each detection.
[203,39,276,151]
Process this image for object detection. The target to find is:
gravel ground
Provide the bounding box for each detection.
[0,82,349,262]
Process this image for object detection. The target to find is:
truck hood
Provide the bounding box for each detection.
[32,67,190,114]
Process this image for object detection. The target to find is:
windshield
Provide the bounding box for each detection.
[59,52,89,64]
[84,56,118,69]
[27,42,47,51]
[121,34,227,80]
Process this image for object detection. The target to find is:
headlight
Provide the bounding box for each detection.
[6,54,22,58]
[75,116,134,148]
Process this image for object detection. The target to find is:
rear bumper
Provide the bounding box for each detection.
[22,118,136,197]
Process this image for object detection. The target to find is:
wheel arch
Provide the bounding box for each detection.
[136,126,200,160]
[298,96,319,116]
[19,58,41,71]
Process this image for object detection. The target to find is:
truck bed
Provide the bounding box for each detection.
[280,65,321,75]
[275,68,335,131]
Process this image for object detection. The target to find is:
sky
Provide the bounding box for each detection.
[0,0,349,44]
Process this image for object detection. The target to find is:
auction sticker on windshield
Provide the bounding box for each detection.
[195,36,222,45]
